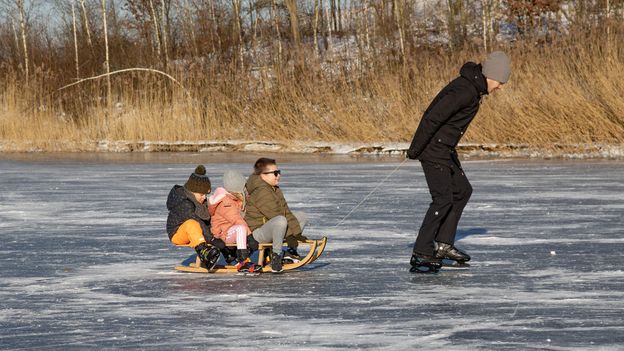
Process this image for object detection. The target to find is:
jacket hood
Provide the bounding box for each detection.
[208,187,229,205]
[167,184,210,220]
[459,62,488,96]
[167,185,189,211]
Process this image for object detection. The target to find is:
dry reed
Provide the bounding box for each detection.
[1,31,623,152]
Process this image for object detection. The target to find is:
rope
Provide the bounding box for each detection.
[333,158,408,228]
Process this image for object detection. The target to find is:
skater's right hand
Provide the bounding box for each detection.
[406,149,419,160]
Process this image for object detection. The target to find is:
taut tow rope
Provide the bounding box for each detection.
[333,158,408,228]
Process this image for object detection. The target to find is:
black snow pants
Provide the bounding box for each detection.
[413,155,472,256]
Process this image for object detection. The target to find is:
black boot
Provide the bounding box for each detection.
[194,242,220,270]
[236,249,250,262]
[271,251,284,273]
[409,252,441,273]
[434,242,471,262]
[222,247,238,264]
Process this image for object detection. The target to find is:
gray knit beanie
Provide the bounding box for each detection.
[223,170,246,194]
[482,51,511,84]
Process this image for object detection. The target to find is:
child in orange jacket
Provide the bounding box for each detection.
[208,170,261,273]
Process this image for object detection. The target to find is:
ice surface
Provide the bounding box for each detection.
[1,156,623,350]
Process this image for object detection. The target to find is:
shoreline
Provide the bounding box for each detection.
[1,140,624,162]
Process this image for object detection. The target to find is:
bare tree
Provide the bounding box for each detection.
[284,0,302,62]
[101,0,112,109]
[210,1,221,52]
[271,0,283,63]
[160,0,169,68]
[16,0,29,81]
[232,0,244,67]
[71,0,80,78]
[393,0,405,64]
[313,0,320,56]
[148,0,162,64]
[324,0,333,51]
[78,0,93,48]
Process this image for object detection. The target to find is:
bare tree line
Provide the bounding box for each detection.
[0,0,622,84]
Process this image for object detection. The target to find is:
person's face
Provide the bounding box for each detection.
[192,192,208,204]
[486,78,504,94]
[260,164,281,186]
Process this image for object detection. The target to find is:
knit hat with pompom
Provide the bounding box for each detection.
[184,165,212,194]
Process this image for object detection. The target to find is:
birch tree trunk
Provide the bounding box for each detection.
[393,0,405,64]
[271,0,283,64]
[149,0,162,64]
[79,0,93,48]
[330,0,337,32]
[231,0,244,68]
[337,0,342,32]
[210,0,220,53]
[446,0,455,50]
[11,18,20,66]
[182,0,198,57]
[284,0,302,64]
[325,0,333,51]
[71,0,80,78]
[364,0,370,51]
[250,0,257,60]
[313,0,320,56]
[17,0,29,81]
[101,0,112,110]
[481,0,489,52]
[605,0,611,55]
[160,0,169,68]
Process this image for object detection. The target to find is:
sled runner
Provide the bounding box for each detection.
[175,237,328,273]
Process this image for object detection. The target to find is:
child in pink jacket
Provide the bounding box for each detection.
[208,170,261,273]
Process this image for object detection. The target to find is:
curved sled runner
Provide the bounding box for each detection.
[175,237,328,274]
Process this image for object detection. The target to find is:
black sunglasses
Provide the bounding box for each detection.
[262,170,281,176]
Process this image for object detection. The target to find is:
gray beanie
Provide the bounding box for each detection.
[482,51,511,83]
[223,170,246,194]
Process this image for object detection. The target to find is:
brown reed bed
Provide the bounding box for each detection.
[1,32,623,154]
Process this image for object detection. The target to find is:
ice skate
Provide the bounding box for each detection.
[434,242,471,266]
[194,242,221,271]
[409,253,442,274]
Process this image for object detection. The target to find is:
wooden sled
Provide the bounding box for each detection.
[175,236,328,274]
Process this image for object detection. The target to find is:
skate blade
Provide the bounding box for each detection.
[441,259,470,269]
[409,265,440,274]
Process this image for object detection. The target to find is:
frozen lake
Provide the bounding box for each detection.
[1,154,623,350]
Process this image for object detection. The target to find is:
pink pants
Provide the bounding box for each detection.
[223,224,247,250]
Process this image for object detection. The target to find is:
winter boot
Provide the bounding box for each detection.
[409,252,442,273]
[194,242,221,270]
[222,247,238,265]
[282,247,301,263]
[235,249,262,273]
[236,258,262,273]
[271,251,284,273]
[434,242,471,262]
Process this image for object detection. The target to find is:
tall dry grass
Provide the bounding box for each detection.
[1,30,623,152]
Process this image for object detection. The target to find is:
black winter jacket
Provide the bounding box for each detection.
[407,62,488,162]
[166,185,212,241]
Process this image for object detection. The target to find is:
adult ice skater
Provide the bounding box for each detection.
[406,51,511,273]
